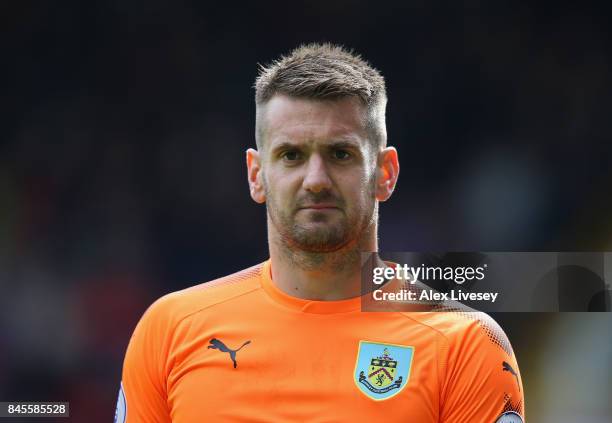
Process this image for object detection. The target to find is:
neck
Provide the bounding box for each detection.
[267,218,382,301]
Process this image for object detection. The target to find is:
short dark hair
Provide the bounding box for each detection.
[254,43,387,148]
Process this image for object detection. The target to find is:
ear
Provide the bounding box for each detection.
[375,147,400,202]
[246,148,266,203]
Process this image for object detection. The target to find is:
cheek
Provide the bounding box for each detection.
[340,173,371,207]
[356,175,377,211]
[266,170,298,205]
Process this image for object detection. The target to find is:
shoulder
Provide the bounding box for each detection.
[136,262,264,335]
[415,308,525,420]
[403,305,515,359]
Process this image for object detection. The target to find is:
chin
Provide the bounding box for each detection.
[292,233,352,253]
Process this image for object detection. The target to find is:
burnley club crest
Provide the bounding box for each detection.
[354,341,414,400]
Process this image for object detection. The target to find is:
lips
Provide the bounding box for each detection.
[300,204,339,210]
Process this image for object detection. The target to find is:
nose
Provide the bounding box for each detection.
[302,154,332,193]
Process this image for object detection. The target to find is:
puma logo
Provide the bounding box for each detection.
[502,361,520,392]
[208,338,251,368]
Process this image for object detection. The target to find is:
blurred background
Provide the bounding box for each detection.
[2,1,611,422]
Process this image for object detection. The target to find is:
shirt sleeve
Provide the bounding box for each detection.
[440,313,525,423]
[118,297,173,423]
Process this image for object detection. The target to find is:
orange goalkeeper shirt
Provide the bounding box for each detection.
[117,261,525,422]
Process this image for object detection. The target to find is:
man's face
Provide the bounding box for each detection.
[255,95,378,253]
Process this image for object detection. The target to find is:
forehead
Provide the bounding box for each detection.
[258,95,368,148]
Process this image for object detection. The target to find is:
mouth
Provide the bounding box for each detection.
[298,204,339,210]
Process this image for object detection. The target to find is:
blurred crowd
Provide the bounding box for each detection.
[2,1,611,421]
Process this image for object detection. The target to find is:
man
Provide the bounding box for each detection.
[117,43,525,422]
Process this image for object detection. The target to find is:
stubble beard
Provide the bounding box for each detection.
[266,185,378,272]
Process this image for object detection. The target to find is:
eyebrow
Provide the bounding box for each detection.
[270,138,361,154]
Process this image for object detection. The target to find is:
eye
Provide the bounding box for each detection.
[281,150,302,161]
[332,149,351,160]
